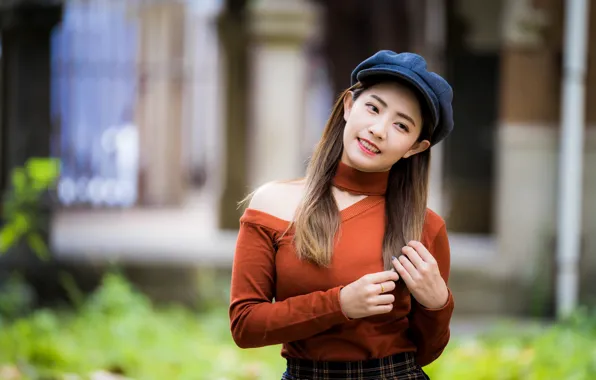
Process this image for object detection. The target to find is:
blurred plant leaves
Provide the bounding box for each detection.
[0,271,594,379]
[27,158,60,190]
[0,157,60,259]
[26,233,50,260]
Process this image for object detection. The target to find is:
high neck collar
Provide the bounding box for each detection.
[332,161,389,196]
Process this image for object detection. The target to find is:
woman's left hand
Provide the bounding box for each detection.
[392,241,449,309]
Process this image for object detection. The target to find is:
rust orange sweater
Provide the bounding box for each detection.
[229,162,454,366]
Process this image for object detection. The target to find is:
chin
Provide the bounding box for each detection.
[345,148,386,172]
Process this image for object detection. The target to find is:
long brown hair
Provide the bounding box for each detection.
[293,78,432,270]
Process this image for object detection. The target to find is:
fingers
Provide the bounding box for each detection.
[366,270,399,284]
[377,280,396,294]
[371,294,395,305]
[364,280,396,298]
[369,303,393,315]
[401,245,424,268]
[392,256,414,285]
[399,255,418,277]
[407,240,436,264]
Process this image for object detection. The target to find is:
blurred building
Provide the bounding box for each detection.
[0,0,594,316]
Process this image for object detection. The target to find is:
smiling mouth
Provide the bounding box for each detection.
[357,138,381,155]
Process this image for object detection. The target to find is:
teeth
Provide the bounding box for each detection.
[359,139,380,153]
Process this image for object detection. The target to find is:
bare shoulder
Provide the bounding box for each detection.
[248,179,306,221]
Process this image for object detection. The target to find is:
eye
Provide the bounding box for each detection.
[394,123,409,132]
[365,103,379,113]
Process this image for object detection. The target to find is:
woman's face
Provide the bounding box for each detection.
[341,82,430,172]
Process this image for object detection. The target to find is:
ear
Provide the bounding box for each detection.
[403,139,431,158]
[343,92,354,122]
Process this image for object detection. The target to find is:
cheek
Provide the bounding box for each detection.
[345,109,370,133]
[384,135,416,160]
[342,121,352,141]
[384,147,408,163]
[342,127,349,147]
[343,116,360,139]
[342,122,357,151]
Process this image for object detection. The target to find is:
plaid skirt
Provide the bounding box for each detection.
[281,352,430,380]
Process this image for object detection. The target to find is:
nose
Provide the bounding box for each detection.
[368,122,387,140]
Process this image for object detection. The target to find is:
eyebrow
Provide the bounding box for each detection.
[370,94,417,128]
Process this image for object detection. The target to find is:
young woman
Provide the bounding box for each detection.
[229,50,455,379]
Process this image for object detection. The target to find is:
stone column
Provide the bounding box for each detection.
[246,0,318,189]
[579,2,596,305]
[420,0,448,217]
[217,0,250,229]
[135,2,187,206]
[494,0,564,313]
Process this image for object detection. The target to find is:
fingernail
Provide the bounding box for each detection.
[392,256,397,261]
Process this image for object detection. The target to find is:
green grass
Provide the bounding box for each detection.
[0,273,594,380]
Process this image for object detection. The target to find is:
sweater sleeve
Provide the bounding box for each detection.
[408,222,455,367]
[229,218,349,349]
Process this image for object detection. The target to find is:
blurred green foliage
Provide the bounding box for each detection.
[0,272,36,319]
[425,309,596,379]
[0,272,284,380]
[0,158,60,259]
[0,272,594,380]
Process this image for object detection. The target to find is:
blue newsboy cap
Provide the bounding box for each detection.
[351,50,454,146]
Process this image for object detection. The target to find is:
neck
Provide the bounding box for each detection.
[332,161,389,196]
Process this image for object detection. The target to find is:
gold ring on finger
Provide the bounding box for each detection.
[380,284,385,293]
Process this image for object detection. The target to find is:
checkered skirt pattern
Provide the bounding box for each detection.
[281,352,430,380]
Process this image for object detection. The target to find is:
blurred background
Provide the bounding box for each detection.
[0,0,595,379]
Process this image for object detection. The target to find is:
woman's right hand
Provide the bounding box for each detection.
[339,271,399,319]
